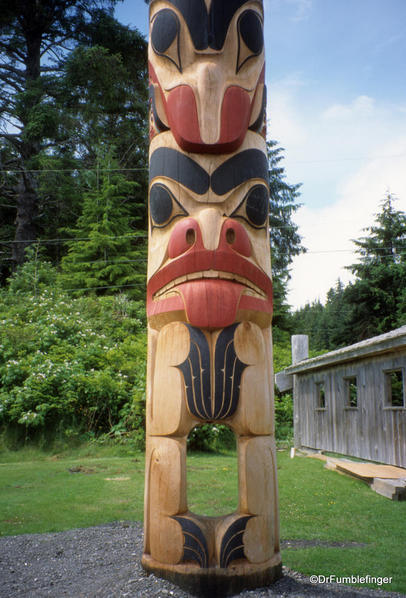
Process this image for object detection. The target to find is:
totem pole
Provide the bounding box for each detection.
[142,1,281,595]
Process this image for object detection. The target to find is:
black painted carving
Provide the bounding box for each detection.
[149,184,173,225]
[209,0,254,50]
[237,10,264,72]
[230,184,269,230]
[213,325,247,419]
[164,0,208,50]
[150,148,268,197]
[149,85,169,133]
[211,149,269,196]
[150,147,210,195]
[162,0,251,51]
[249,85,267,133]
[149,185,188,229]
[220,516,253,568]
[151,9,181,71]
[176,326,211,420]
[176,324,247,421]
[238,10,263,54]
[173,516,209,568]
[245,185,269,227]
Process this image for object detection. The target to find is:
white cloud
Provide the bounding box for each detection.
[267,0,313,22]
[322,95,376,121]
[285,0,313,22]
[268,75,308,149]
[268,79,406,309]
[287,137,406,309]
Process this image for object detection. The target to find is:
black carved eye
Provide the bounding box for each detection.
[149,183,187,228]
[237,10,264,72]
[150,184,173,225]
[151,9,182,71]
[229,185,269,229]
[245,185,269,227]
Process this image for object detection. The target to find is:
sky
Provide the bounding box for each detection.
[114,0,406,309]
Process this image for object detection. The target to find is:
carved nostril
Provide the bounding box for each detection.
[168,218,200,259]
[222,220,252,257]
[186,228,196,245]
[226,228,236,244]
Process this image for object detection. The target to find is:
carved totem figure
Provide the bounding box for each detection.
[142,1,281,594]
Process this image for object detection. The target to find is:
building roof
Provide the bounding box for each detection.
[284,326,406,375]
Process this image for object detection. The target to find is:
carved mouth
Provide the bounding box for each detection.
[153,270,267,300]
[148,247,271,299]
[147,247,272,329]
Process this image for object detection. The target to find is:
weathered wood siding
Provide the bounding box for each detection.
[294,351,406,467]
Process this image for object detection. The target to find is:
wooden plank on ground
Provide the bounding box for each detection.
[334,461,406,480]
[371,478,406,501]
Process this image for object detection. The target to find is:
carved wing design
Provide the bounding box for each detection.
[175,325,211,420]
[219,515,253,568]
[176,324,247,421]
[213,323,247,419]
[173,516,209,568]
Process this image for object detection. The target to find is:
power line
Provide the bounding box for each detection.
[2,152,406,174]
[0,167,148,174]
[0,233,148,245]
[0,226,303,245]
[63,282,145,293]
[288,248,406,257]
[62,257,147,266]
[274,152,406,165]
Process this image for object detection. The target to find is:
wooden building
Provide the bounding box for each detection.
[276,327,406,468]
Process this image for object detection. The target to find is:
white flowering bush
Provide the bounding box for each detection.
[0,288,147,447]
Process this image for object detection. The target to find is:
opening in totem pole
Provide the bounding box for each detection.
[142,1,282,595]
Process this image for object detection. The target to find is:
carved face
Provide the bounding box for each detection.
[149,0,266,154]
[147,132,272,331]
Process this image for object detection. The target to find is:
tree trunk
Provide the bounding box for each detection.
[12,172,38,267]
[11,13,43,267]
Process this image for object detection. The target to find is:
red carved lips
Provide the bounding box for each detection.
[147,247,273,330]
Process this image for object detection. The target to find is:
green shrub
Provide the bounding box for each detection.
[187,424,236,452]
[0,285,147,448]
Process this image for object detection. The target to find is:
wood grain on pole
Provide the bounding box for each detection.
[142,1,281,594]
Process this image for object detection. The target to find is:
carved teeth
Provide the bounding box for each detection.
[153,271,266,300]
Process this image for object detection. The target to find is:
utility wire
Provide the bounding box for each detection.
[0,167,148,174]
[2,152,406,174]
[0,233,148,244]
[63,282,145,293]
[285,152,406,165]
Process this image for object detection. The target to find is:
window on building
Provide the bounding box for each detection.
[345,376,358,408]
[316,382,326,409]
[385,370,405,407]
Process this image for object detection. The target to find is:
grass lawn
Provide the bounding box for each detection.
[0,445,405,594]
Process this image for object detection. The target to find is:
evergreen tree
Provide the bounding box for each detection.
[62,9,148,171]
[268,140,305,333]
[0,0,147,276]
[290,299,327,350]
[60,153,146,298]
[344,193,406,339]
[293,194,406,350]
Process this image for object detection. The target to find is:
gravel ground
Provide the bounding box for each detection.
[0,522,404,598]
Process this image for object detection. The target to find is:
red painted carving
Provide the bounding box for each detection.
[167,218,200,259]
[147,219,272,329]
[149,62,265,154]
[166,85,251,154]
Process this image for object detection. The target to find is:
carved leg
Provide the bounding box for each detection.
[238,435,280,562]
[144,435,186,565]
